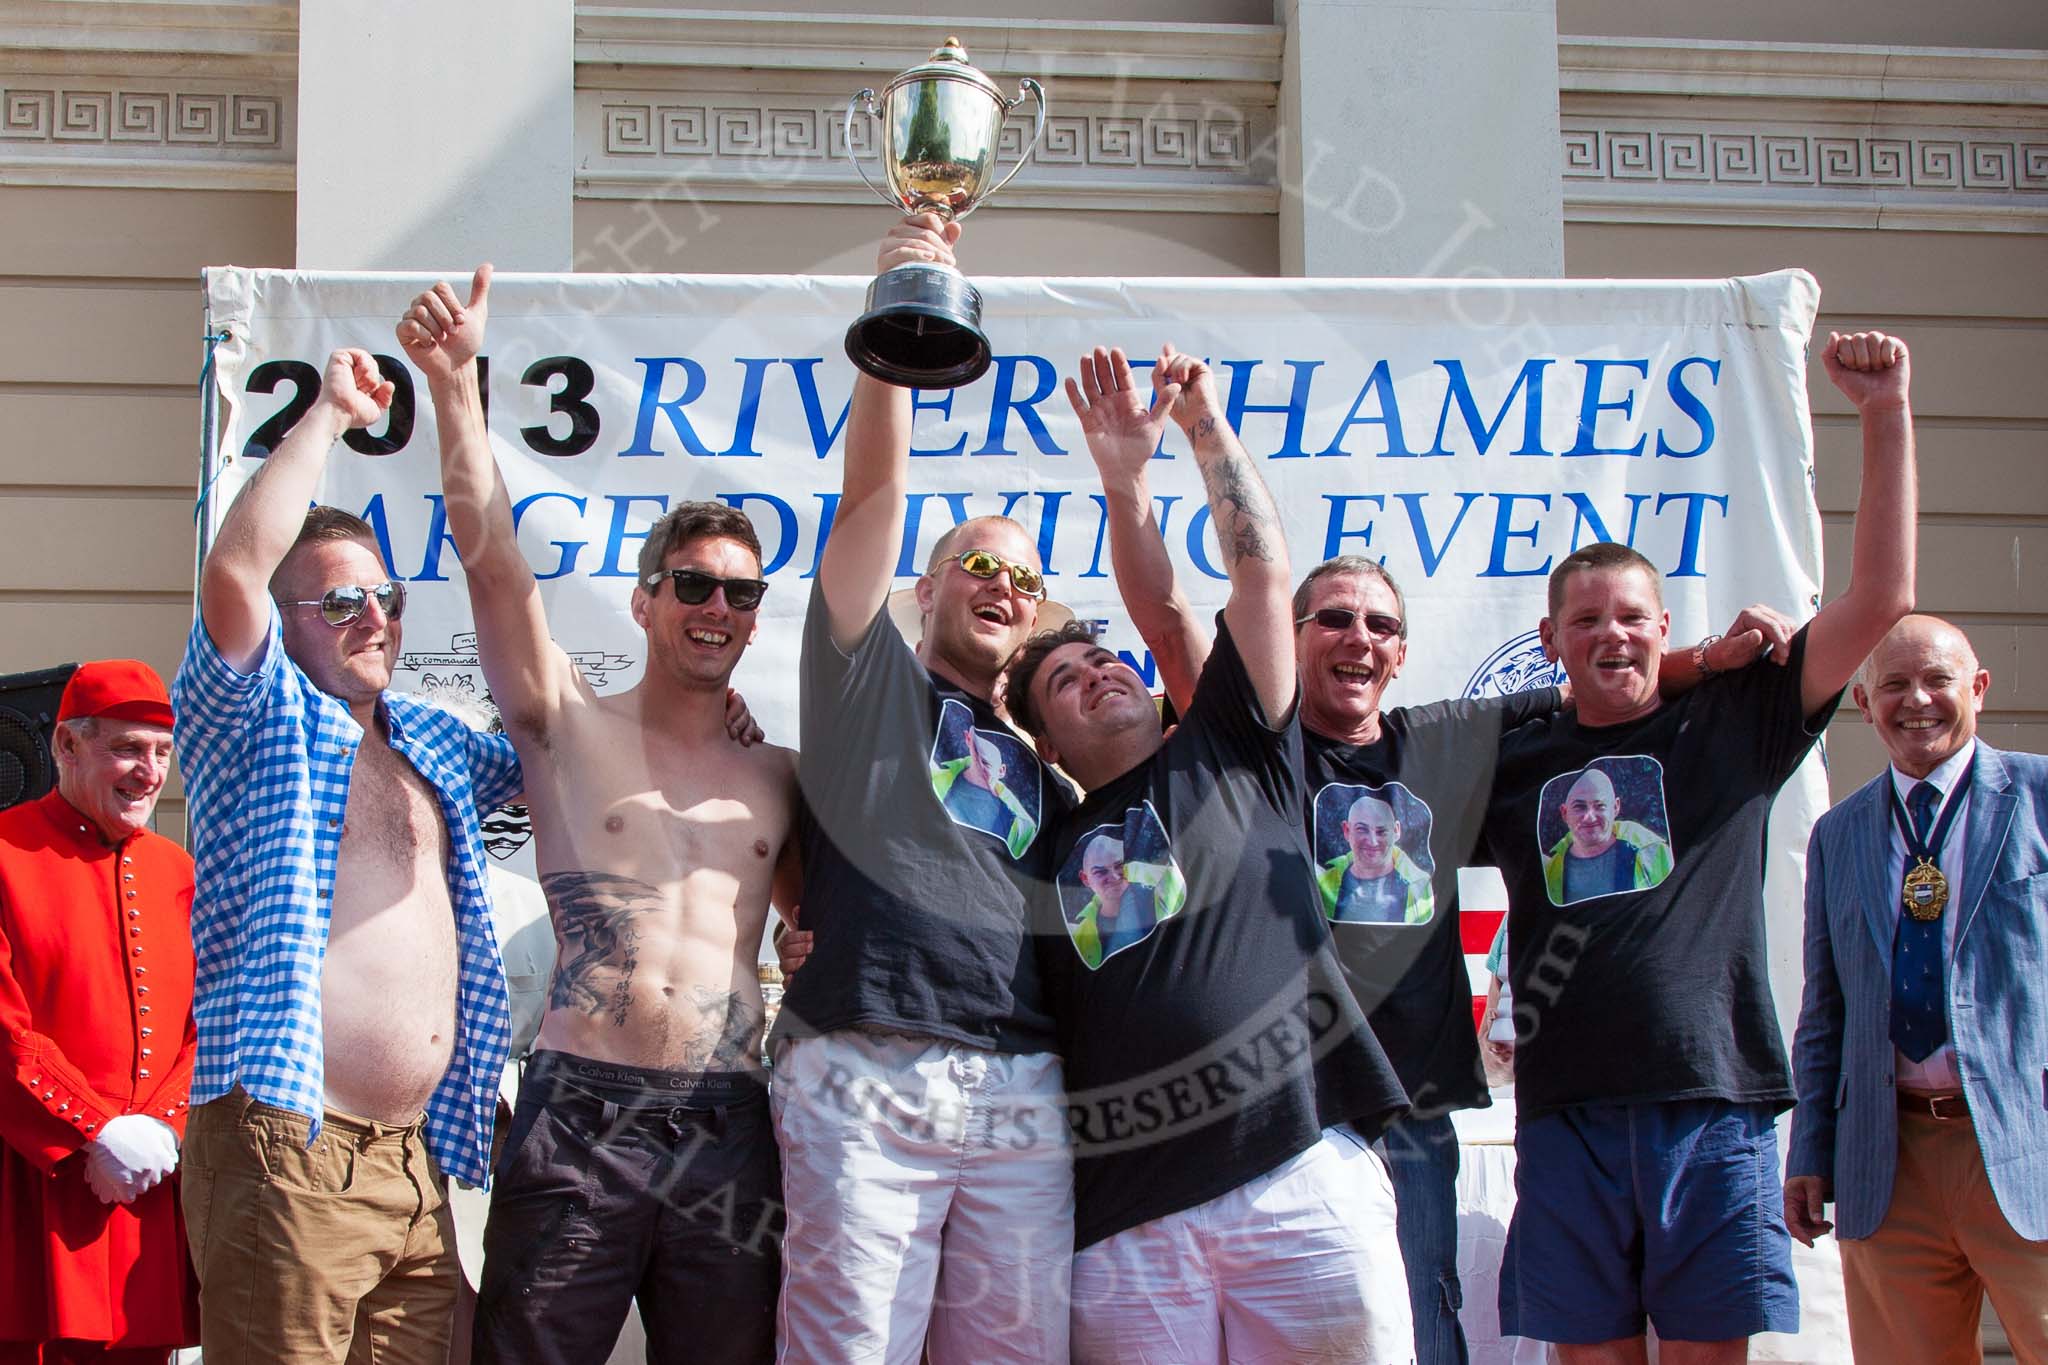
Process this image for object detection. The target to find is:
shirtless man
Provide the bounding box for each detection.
[400,268,797,1365]
[175,349,525,1364]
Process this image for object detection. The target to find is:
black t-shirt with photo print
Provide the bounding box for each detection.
[1479,625,1838,1119]
[776,582,1070,1055]
[1304,687,1562,1117]
[1037,616,1407,1251]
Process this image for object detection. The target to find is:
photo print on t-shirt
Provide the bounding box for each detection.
[1310,780,1437,926]
[1536,754,1676,906]
[927,697,1043,860]
[1056,801,1188,970]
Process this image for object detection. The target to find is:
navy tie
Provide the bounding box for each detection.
[1890,781,1948,1063]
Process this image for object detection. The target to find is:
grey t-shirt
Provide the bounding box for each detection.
[775,583,1068,1054]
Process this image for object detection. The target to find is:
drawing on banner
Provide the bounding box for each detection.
[1057,803,1186,970]
[399,630,634,689]
[394,636,538,863]
[1537,755,1674,906]
[928,698,1042,858]
[1312,781,1435,925]
[1465,629,1567,700]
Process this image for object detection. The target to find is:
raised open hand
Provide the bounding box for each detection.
[1065,345,1177,487]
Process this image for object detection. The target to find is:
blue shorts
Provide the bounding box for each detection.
[1499,1099,1798,1343]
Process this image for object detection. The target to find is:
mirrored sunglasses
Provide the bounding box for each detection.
[1296,606,1404,640]
[643,568,769,611]
[953,548,1046,600]
[285,580,407,628]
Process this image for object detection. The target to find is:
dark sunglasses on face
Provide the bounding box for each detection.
[284,580,407,627]
[1296,607,1405,641]
[643,568,769,611]
[950,548,1046,600]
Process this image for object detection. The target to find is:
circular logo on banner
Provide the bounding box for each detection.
[1464,629,1566,700]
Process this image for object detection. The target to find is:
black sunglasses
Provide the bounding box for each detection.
[949,548,1046,600]
[283,580,407,628]
[643,568,769,611]
[1296,607,1405,640]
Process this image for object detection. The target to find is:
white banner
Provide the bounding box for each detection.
[200,267,1823,737]
[200,266,1845,1358]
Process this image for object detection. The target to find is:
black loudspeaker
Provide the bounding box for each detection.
[0,663,78,812]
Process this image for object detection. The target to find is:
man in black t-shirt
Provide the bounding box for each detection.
[1004,345,1412,1364]
[768,218,1074,1365]
[1074,431,1779,1365]
[1480,333,1919,1361]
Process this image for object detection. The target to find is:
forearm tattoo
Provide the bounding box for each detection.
[682,985,764,1072]
[543,871,657,1027]
[1199,449,1279,566]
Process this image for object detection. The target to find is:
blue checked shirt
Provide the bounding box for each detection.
[172,606,523,1186]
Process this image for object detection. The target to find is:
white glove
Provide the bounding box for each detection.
[84,1115,180,1205]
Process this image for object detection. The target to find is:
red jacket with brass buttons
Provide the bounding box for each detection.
[0,789,198,1345]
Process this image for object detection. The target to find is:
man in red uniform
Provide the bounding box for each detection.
[0,660,199,1364]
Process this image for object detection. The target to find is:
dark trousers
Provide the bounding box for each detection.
[473,1051,783,1365]
[1384,1112,1471,1365]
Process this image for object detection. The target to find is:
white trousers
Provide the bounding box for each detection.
[1071,1125,1415,1365]
[771,1031,1073,1365]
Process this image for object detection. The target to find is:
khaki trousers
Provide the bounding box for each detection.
[1841,1107,2048,1365]
[181,1089,460,1365]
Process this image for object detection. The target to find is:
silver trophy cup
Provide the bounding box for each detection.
[844,37,1047,388]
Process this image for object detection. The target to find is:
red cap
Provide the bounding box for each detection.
[56,659,174,729]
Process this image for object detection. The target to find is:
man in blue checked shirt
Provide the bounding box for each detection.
[173,348,524,1365]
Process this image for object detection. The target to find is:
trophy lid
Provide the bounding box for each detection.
[885,35,1006,102]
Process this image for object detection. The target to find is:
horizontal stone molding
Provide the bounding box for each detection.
[1558,36,2048,107]
[0,1,294,59]
[0,5,2041,232]
[1563,123,2048,191]
[575,84,1277,213]
[573,7,1285,84]
[576,166,1279,215]
[1559,119,2048,232]
[1,85,285,148]
[0,151,290,189]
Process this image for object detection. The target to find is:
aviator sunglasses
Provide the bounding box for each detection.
[642,568,769,611]
[1296,607,1405,641]
[948,548,1046,600]
[283,580,407,627]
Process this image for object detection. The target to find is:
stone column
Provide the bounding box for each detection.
[296,0,573,270]
[1276,0,1563,278]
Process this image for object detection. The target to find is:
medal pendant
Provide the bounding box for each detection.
[1902,859,1949,922]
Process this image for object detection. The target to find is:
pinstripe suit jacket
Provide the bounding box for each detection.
[1789,742,2048,1241]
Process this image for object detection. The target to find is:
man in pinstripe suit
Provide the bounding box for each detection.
[1788,615,2048,1361]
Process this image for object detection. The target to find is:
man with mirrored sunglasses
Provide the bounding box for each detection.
[401,268,798,1365]
[768,219,1076,1365]
[172,348,526,1365]
[1079,349,1789,1365]
[281,578,408,626]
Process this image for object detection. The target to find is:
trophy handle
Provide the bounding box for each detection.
[959,77,1046,220]
[844,89,904,212]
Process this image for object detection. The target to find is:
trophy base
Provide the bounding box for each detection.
[845,263,991,389]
